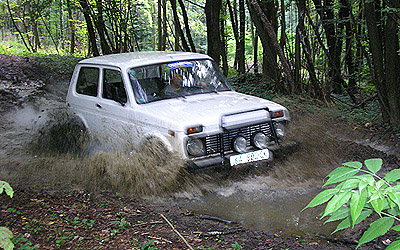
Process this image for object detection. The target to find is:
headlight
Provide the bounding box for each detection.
[186,138,205,156]
[233,136,247,153]
[252,132,269,149]
[274,122,286,138]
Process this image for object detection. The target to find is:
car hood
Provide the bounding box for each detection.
[135,91,288,132]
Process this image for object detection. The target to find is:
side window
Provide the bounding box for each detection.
[102,69,127,104]
[76,67,99,96]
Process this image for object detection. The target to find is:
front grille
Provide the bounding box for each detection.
[204,122,275,156]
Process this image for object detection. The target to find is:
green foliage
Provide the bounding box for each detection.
[304,158,400,249]
[231,242,243,249]
[0,181,14,250]
[229,73,275,100]
[139,240,157,250]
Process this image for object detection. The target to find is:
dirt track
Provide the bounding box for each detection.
[1,54,400,249]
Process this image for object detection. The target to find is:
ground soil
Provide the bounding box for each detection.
[1,54,400,250]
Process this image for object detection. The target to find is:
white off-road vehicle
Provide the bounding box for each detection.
[66,51,289,168]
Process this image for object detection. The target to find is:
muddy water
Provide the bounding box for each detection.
[179,177,336,238]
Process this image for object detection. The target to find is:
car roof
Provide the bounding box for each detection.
[78,51,212,70]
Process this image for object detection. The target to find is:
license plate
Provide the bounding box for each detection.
[229,149,271,166]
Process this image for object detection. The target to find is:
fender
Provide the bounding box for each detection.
[141,131,173,152]
[70,112,89,131]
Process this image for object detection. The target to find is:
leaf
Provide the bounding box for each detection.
[385,169,400,183]
[343,161,363,169]
[357,217,394,248]
[392,225,400,231]
[339,178,361,191]
[0,181,13,198]
[322,191,352,218]
[332,209,372,234]
[355,174,375,192]
[370,198,384,215]
[302,188,336,211]
[0,227,14,250]
[350,189,367,227]
[386,240,400,250]
[364,158,382,174]
[388,192,400,210]
[325,206,350,223]
[332,217,351,234]
[323,166,360,187]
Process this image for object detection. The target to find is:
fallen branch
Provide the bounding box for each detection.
[131,220,163,227]
[148,235,173,244]
[197,227,245,237]
[316,235,359,245]
[199,215,234,224]
[160,213,194,250]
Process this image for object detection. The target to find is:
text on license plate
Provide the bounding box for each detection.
[229,149,270,166]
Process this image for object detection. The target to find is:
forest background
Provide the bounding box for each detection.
[0,0,399,126]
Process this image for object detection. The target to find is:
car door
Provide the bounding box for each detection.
[95,67,136,149]
[68,65,104,134]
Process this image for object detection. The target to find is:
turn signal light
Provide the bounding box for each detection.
[186,126,203,134]
[270,110,284,118]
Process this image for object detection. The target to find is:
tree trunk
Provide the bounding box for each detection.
[383,0,400,124]
[170,0,190,51]
[60,0,64,50]
[258,0,279,83]
[227,0,239,71]
[157,0,162,50]
[247,0,294,92]
[178,0,196,52]
[79,0,99,56]
[220,1,228,75]
[66,0,75,54]
[95,0,112,54]
[312,0,344,94]
[205,0,222,64]
[237,0,246,74]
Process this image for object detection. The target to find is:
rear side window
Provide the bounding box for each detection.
[76,67,99,96]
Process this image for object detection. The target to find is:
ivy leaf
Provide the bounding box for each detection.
[357,217,394,248]
[0,227,14,250]
[322,191,352,218]
[302,189,336,211]
[364,158,382,174]
[350,189,367,227]
[323,166,360,187]
[0,181,13,198]
[385,169,400,183]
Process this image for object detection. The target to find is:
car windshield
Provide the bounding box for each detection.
[128,59,233,104]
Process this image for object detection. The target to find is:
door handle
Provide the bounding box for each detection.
[96,103,102,109]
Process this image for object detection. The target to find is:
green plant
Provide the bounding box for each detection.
[110,218,129,236]
[0,181,14,250]
[303,158,400,249]
[139,240,157,250]
[231,242,243,249]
